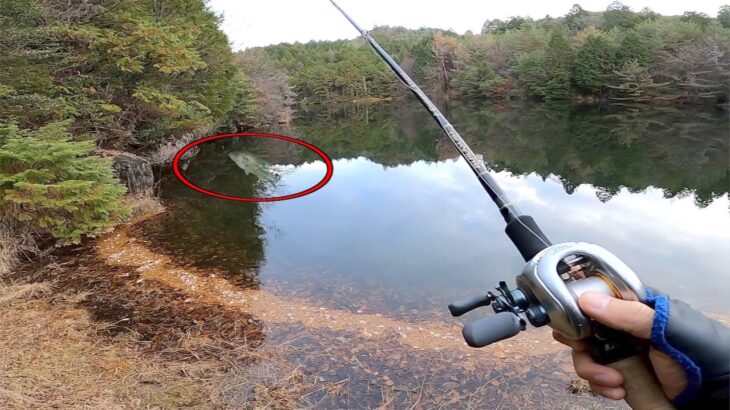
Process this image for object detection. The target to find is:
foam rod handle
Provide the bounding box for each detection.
[608,355,675,410]
[504,215,550,261]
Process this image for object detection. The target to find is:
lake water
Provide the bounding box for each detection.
[142,100,730,320]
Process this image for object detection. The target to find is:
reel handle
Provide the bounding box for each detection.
[448,293,490,317]
[462,312,523,347]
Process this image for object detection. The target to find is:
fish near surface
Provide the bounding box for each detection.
[228,151,273,181]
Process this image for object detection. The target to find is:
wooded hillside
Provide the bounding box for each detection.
[244,2,730,105]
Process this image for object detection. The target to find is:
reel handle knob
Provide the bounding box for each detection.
[449,294,490,317]
[462,312,523,347]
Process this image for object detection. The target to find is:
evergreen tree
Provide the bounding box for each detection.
[616,30,649,66]
[638,7,660,22]
[680,12,712,28]
[0,0,252,145]
[544,30,573,99]
[0,122,129,243]
[719,6,730,28]
[572,35,615,94]
[516,52,548,98]
[566,4,589,31]
[608,60,672,102]
[603,2,641,30]
[454,61,505,99]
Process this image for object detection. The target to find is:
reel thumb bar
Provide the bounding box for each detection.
[330,0,549,261]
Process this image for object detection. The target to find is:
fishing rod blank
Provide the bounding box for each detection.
[330,5,676,408]
[330,0,551,262]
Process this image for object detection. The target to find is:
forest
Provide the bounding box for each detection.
[244,3,730,105]
[0,0,269,269]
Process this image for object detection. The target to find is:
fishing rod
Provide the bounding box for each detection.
[331,2,674,409]
[329,0,550,263]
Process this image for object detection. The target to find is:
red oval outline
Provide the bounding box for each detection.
[172,132,333,202]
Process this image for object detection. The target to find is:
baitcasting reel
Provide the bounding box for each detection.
[449,242,648,347]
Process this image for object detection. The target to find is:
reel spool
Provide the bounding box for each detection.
[449,242,647,347]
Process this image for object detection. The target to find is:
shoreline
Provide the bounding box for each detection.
[1,210,619,408]
[8,209,725,407]
[97,216,565,358]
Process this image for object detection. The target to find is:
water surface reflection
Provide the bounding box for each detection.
[142,101,729,318]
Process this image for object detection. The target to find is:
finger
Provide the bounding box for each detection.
[578,292,654,339]
[589,383,626,400]
[649,347,687,399]
[552,330,589,351]
[572,350,624,387]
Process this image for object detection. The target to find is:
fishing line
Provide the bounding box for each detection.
[335,2,551,250]
[332,0,554,264]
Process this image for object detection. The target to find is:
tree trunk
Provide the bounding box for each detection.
[105,151,155,195]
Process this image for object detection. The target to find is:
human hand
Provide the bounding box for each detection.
[553,292,687,400]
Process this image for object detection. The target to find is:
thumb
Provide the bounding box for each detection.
[578,292,655,339]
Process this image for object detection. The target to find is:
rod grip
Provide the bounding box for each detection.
[608,355,675,410]
[504,215,551,261]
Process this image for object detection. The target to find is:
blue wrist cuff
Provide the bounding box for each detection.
[645,288,702,407]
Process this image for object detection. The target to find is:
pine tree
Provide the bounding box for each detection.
[616,30,649,66]
[454,61,505,99]
[516,52,549,98]
[608,60,672,103]
[680,12,712,28]
[0,122,129,243]
[544,30,572,100]
[603,2,641,30]
[566,4,589,31]
[572,35,615,94]
[719,6,730,28]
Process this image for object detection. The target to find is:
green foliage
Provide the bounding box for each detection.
[255,27,443,102]
[608,60,672,102]
[516,53,548,97]
[481,17,533,34]
[0,122,129,243]
[254,4,729,104]
[616,30,649,66]
[543,30,573,99]
[515,30,572,100]
[680,12,712,28]
[454,62,505,99]
[572,35,615,93]
[719,6,730,28]
[225,71,259,129]
[1,0,256,145]
[638,7,660,22]
[0,0,264,248]
[603,1,641,30]
[566,4,589,31]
